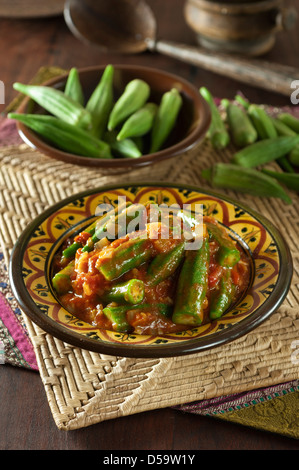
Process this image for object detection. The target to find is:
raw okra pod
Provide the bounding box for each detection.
[200,87,230,149]
[108,79,150,131]
[202,163,292,204]
[172,237,210,326]
[13,82,92,130]
[224,101,258,147]
[289,144,299,166]
[86,64,114,138]
[261,169,299,191]
[64,67,84,106]
[117,102,157,141]
[247,104,277,140]
[278,113,299,133]
[8,113,112,159]
[150,88,183,153]
[104,130,142,159]
[271,118,296,137]
[232,135,299,168]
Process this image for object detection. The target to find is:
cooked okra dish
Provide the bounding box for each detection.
[9,64,183,159]
[52,204,251,335]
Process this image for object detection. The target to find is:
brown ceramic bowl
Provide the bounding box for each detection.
[15,64,211,171]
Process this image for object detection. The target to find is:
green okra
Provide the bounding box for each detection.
[289,144,299,166]
[247,104,277,140]
[86,64,114,138]
[101,279,145,305]
[97,237,153,281]
[271,117,296,137]
[13,82,92,130]
[224,101,258,147]
[62,218,99,259]
[202,163,292,204]
[200,87,230,149]
[209,269,236,320]
[261,169,299,191]
[101,279,144,305]
[102,305,131,332]
[52,261,75,295]
[108,79,150,131]
[150,88,183,153]
[278,113,299,133]
[146,242,185,287]
[206,222,240,268]
[117,102,157,141]
[81,202,145,253]
[172,237,210,326]
[246,106,294,172]
[104,130,142,158]
[9,113,112,159]
[64,67,84,106]
[232,135,299,168]
[102,302,173,332]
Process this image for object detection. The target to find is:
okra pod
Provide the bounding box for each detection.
[150,88,183,153]
[82,202,144,253]
[278,113,299,133]
[117,102,157,141]
[101,279,145,305]
[103,302,172,331]
[64,67,84,106]
[86,64,114,138]
[261,169,299,191]
[224,102,258,147]
[8,113,112,159]
[199,87,230,149]
[246,106,294,172]
[289,144,299,166]
[172,237,210,326]
[62,219,99,259]
[13,82,92,130]
[232,135,299,168]
[52,261,75,295]
[247,104,277,140]
[201,163,292,204]
[108,79,150,130]
[146,242,185,287]
[206,222,240,268]
[104,130,142,158]
[96,238,152,281]
[271,117,296,137]
[209,269,235,320]
[102,305,131,332]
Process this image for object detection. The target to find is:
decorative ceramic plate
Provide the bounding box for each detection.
[9,183,292,358]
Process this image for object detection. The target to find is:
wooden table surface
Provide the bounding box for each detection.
[0,0,298,451]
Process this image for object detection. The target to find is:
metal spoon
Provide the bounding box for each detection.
[64,0,299,96]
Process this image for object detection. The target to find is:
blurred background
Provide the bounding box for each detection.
[0,0,298,107]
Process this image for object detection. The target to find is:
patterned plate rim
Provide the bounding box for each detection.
[9,182,293,358]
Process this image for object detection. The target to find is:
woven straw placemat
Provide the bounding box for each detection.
[1,131,298,431]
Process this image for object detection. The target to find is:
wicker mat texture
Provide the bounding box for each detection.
[1,132,299,431]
